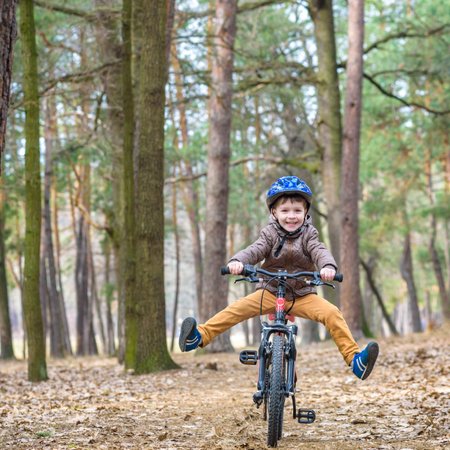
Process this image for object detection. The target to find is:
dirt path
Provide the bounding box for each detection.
[0,328,449,449]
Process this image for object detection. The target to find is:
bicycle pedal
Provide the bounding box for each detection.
[239,350,258,365]
[297,409,315,424]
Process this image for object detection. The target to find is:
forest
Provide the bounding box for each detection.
[0,0,449,449]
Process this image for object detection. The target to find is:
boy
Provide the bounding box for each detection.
[179,175,379,380]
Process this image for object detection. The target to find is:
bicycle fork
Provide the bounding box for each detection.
[239,323,316,424]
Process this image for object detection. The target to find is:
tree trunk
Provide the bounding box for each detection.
[171,39,203,312]
[360,258,399,336]
[43,97,68,358]
[430,215,450,320]
[51,179,72,355]
[400,231,422,333]
[121,0,138,369]
[74,167,97,355]
[425,154,450,320]
[308,0,343,303]
[170,180,181,352]
[75,214,91,354]
[444,147,450,294]
[134,0,177,373]
[201,0,237,353]
[94,0,127,363]
[103,240,116,356]
[280,99,322,343]
[165,0,176,67]
[87,233,107,353]
[0,0,17,161]
[340,0,364,338]
[20,0,47,381]
[0,171,14,359]
[74,29,97,356]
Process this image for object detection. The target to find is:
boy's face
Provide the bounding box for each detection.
[272,198,307,232]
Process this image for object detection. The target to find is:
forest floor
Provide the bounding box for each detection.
[0,327,449,450]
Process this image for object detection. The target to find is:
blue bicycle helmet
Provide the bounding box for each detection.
[266,176,312,210]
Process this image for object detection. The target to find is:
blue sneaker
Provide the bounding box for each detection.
[179,317,202,352]
[352,342,379,380]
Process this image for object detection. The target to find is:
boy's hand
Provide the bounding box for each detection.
[320,267,336,282]
[228,261,244,275]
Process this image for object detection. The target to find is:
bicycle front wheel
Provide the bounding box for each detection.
[267,333,286,447]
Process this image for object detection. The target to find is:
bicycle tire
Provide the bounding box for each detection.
[263,365,270,421]
[267,333,285,447]
[277,340,286,440]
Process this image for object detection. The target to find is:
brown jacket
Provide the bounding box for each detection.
[229,216,337,299]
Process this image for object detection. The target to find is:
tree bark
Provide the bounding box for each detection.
[360,258,399,336]
[0,0,17,162]
[20,0,47,381]
[0,170,14,359]
[280,98,322,344]
[308,0,343,302]
[400,231,422,333]
[75,213,95,354]
[170,179,181,352]
[75,30,97,357]
[430,213,450,320]
[103,240,116,355]
[51,179,72,355]
[43,96,69,357]
[340,0,364,338]
[201,0,237,353]
[74,170,97,356]
[87,233,107,353]
[171,39,203,312]
[134,0,177,373]
[121,0,137,369]
[94,0,127,362]
[425,154,450,321]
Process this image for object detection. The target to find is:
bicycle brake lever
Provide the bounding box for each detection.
[234,276,259,284]
[306,279,335,289]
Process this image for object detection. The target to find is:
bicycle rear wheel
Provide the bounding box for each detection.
[267,333,285,447]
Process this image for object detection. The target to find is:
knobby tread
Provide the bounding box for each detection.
[267,334,285,447]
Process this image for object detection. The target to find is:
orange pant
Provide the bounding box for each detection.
[198,290,360,365]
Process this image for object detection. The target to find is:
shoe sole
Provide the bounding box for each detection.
[362,342,379,380]
[179,317,196,352]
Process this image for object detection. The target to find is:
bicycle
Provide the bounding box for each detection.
[221,264,343,448]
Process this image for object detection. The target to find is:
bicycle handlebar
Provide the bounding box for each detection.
[220,264,343,283]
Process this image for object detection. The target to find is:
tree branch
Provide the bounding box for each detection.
[165,155,293,184]
[33,0,120,21]
[11,60,119,109]
[177,0,292,21]
[363,72,450,116]
[76,201,113,237]
[363,24,449,55]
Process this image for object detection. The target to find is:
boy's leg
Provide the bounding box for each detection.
[197,290,277,347]
[289,294,360,365]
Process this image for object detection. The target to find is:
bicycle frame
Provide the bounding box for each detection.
[257,279,298,399]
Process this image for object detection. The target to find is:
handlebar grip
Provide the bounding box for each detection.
[220,266,231,275]
[334,273,344,282]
